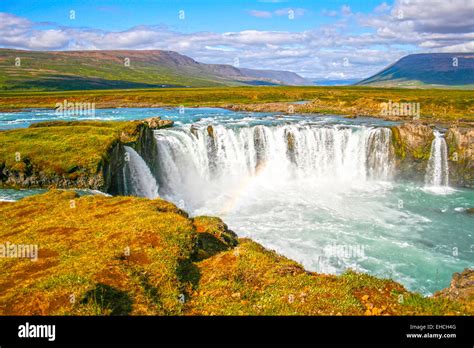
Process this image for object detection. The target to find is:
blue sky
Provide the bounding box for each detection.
[1,0,473,79]
[3,0,382,32]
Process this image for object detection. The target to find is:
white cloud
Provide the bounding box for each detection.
[341,5,352,16]
[374,2,391,13]
[274,8,307,18]
[0,2,473,80]
[0,13,69,49]
[391,0,474,34]
[248,10,272,18]
[248,7,307,19]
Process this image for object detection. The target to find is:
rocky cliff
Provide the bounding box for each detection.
[435,269,473,309]
[0,118,172,194]
[391,122,474,187]
[446,127,474,188]
[391,123,434,182]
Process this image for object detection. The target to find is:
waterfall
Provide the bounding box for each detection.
[425,130,449,189]
[366,127,393,180]
[153,124,394,210]
[123,146,159,199]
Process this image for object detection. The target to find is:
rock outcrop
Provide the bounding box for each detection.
[192,216,238,261]
[0,163,106,189]
[391,123,434,182]
[391,122,474,187]
[0,118,174,194]
[435,269,473,312]
[144,117,174,129]
[446,127,474,188]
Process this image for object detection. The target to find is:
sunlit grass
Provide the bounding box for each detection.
[0,120,142,180]
[0,86,472,122]
[1,191,469,315]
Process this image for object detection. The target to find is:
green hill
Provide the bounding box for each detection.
[0,49,309,91]
[357,53,474,89]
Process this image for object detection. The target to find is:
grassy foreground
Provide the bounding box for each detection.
[0,190,471,315]
[0,86,473,122]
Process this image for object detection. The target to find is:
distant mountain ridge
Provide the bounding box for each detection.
[356,53,474,88]
[0,49,311,91]
[239,67,310,86]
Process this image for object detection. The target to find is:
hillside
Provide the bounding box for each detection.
[239,67,311,86]
[0,49,310,91]
[0,190,470,315]
[357,53,474,88]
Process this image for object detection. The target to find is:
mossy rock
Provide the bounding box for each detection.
[192,216,238,261]
[390,126,406,160]
[0,121,142,181]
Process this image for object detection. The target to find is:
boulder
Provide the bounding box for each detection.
[434,268,474,303]
[206,125,214,139]
[190,125,199,138]
[143,117,174,129]
[192,216,238,261]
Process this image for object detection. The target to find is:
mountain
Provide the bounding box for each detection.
[356,53,474,88]
[239,68,311,86]
[0,49,310,91]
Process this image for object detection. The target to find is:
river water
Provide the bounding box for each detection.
[1,107,473,295]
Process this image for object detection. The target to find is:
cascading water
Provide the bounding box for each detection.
[123,146,159,199]
[424,130,450,190]
[366,127,393,180]
[148,122,473,295]
[154,124,394,211]
[2,107,472,295]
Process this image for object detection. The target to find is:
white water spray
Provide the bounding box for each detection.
[424,130,449,190]
[154,124,393,211]
[123,146,159,199]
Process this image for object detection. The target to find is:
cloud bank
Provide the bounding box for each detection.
[0,0,473,79]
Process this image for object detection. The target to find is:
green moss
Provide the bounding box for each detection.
[412,145,432,160]
[0,190,195,315]
[0,191,470,316]
[0,120,142,184]
[390,126,406,159]
[188,239,469,316]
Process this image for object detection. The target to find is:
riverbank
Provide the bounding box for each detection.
[0,86,473,124]
[0,190,471,315]
[0,118,172,190]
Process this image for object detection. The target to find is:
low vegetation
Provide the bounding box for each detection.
[0,49,234,90]
[0,86,473,123]
[0,191,471,315]
[0,120,141,180]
